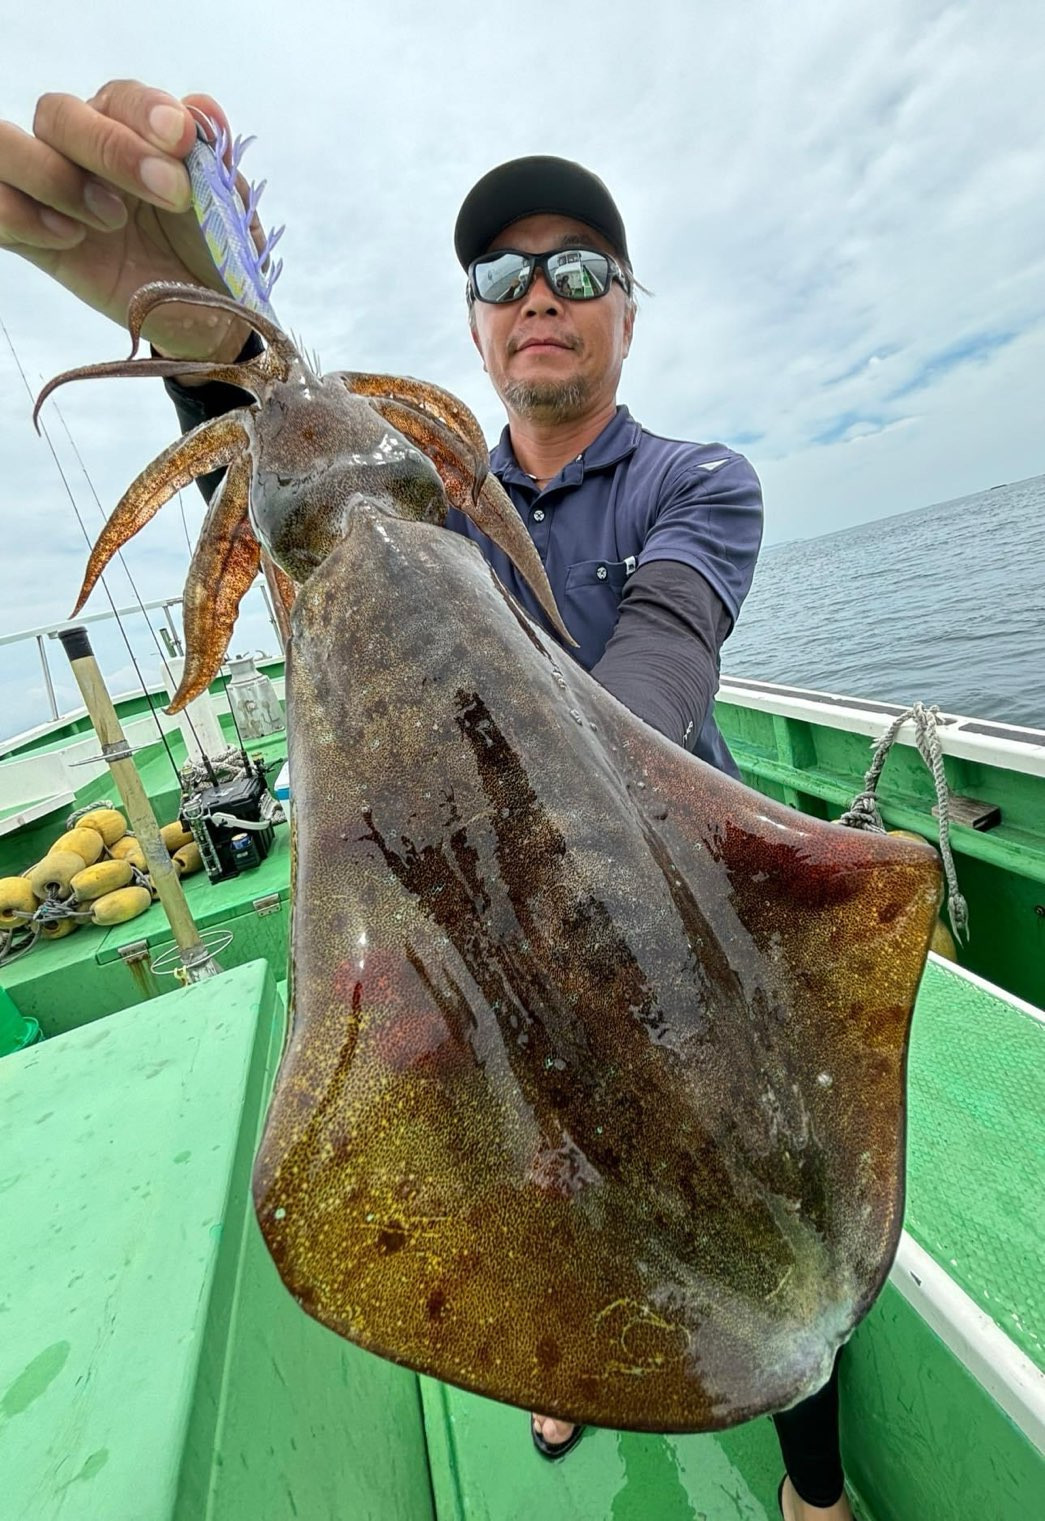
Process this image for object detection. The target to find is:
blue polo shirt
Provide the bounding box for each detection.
[446,405,763,773]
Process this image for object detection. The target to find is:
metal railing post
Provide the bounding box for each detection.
[35,634,59,721]
[161,601,184,655]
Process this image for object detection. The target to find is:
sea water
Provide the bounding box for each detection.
[724,473,1045,730]
[3,476,1043,749]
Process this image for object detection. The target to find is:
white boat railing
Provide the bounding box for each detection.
[0,598,186,724]
[0,583,284,731]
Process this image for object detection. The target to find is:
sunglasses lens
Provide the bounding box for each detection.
[470,248,620,303]
[472,251,533,303]
[546,249,613,299]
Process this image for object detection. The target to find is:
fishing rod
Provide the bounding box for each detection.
[48,394,221,786]
[0,313,197,784]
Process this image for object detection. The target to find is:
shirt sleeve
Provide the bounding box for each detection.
[590,558,733,749]
[161,330,265,504]
[638,452,763,629]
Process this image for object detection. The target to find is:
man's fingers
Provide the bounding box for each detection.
[0,182,85,249]
[33,88,192,212]
[86,78,198,156]
[0,120,128,235]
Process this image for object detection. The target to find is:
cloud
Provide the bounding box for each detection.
[887,329,1019,399]
[2,0,1044,742]
[811,412,894,447]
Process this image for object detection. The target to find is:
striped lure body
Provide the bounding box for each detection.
[185,109,284,322]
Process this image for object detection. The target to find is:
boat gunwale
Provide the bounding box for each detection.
[720,675,1045,777]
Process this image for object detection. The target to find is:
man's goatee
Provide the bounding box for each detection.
[501,376,592,423]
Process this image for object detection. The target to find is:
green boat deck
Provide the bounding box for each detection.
[0,728,290,1036]
[3,954,1042,1519]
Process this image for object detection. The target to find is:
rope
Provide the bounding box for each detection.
[66,799,115,830]
[0,878,151,968]
[0,922,40,968]
[838,702,969,943]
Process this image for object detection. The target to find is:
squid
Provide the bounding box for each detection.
[36,284,941,1432]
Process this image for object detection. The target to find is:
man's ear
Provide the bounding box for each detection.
[469,320,487,371]
[622,303,635,359]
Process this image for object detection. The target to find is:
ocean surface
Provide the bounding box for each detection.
[2,474,1043,748]
[723,473,1045,731]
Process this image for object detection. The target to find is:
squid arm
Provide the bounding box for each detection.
[172,452,260,710]
[70,413,252,615]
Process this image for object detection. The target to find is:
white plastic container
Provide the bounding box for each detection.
[226,656,285,741]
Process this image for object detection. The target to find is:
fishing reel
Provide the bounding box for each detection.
[179,752,285,883]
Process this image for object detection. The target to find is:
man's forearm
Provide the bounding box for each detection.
[591,559,732,750]
[162,330,264,503]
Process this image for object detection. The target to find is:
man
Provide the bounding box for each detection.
[0,83,852,1521]
[451,155,761,783]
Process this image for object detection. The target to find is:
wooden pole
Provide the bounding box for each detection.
[57,626,222,982]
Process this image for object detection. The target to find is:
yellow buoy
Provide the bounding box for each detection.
[930,919,958,962]
[90,885,153,926]
[27,851,88,902]
[0,875,38,928]
[160,822,194,854]
[75,808,128,846]
[40,918,80,940]
[173,841,203,877]
[70,859,135,903]
[109,835,145,863]
[51,827,105,867]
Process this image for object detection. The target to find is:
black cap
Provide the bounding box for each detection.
[454,156,629,271]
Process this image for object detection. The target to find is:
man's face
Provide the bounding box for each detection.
[469,213,634,425]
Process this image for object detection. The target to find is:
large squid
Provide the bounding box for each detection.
[36,285,941,1432]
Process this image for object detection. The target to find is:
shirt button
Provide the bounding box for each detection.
[532,508,546,522]
[596,565,608,580]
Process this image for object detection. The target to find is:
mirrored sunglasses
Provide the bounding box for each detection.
[468,247,630,304]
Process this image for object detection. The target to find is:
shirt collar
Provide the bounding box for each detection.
[490,405,642,488]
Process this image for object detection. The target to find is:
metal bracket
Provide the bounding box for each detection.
[117,938,150,965]
[70,743,140,767]
[932,796,1002,832]
[253,893,282,917]
[101,740,134,762]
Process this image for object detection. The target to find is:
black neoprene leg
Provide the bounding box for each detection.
[771,1351,845,1508]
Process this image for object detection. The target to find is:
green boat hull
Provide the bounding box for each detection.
[2,674,1043,1518]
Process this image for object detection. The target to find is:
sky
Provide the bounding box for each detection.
[2,0,1043,739]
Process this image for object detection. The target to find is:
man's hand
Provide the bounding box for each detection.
[0,81,251,361]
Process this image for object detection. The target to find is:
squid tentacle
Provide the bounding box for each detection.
[471,474,577,646]
[124,281,300,369]
[70,413,251,615]
[34,283,305,426]
[172,452,260,710]
[365,395,482,501]
[34,357,269,426]
[368,394,574,647]
[472,474,578,648]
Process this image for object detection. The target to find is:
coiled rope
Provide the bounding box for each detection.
[0,922,40,968]
[838,701,969,942]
